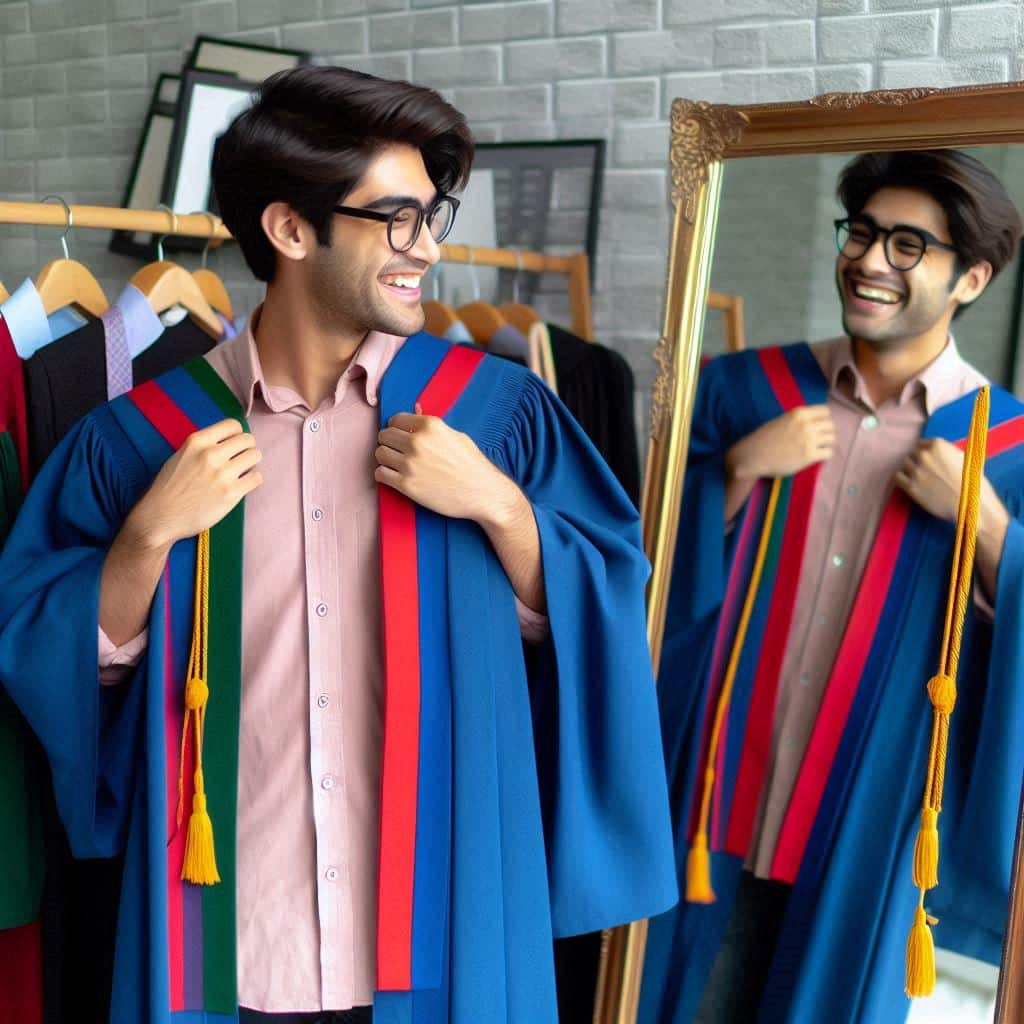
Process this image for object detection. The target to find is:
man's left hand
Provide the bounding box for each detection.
[375,405,519,526]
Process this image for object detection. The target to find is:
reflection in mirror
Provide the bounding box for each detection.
[638,147,1024,1024]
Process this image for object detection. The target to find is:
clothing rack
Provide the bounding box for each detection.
[0,201,595,343]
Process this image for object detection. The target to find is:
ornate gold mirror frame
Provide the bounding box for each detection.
[594,80,1024,1024]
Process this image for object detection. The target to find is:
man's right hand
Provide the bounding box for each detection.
[128,418,263,551]
[722,406,835,522]
[99,420,261,649]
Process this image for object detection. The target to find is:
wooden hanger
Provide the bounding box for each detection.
[0,281,8,303]
[458,301,506,346]
[422,300,458,336]
[130,208,222,339]
[499,302,540,335]
[34,196,109,318]
[192,213,233,320]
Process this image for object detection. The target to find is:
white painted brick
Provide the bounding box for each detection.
[225,28,284,46]
[35,93,109,128]
[327,0,407,11]
[467,122,503,142]
[947,4,1020,55]
[148,0,181,16]
[283,18,368,53]
[507,120,559,140]
[506,37,607,81]
[68,124,129,158]
[149,51,189,80]
[603,170,669,210]
[0,3,29,33]
[818,0,866,11]
[667,0,815,26]
[714,27,765,67]
[0,99,34,131]
[29,0,107,31]
[109,0,147,20]
[552,166,595,209]
[870,0,950,9]
[181,2,239,36]
[4,128,65,161]
[609,253,669,291]
[109,89,151,125]
[238,0,322,29]
[413,45,501,85]
[615,121,670,168]
[815,62,873,93]
[765,21,816,63]
[556,78,658,120]
[66,54,148,92]
[338,53,413,78]
[879,55,1011,88]
[369,10,456,50]
[36,155,132,194]
[613,29,713,75]
[461,1,552,44]
[109,18,181,56]
[36,25,108,61]
[1,64,66,98]
[820,12,938,61]
[3,34,37,66]
[449,84,550,120]
[663,68,817,109]
[555,0,658,34]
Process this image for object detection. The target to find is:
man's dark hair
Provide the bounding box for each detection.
[837,149,1023,282]
[211,65,474,282]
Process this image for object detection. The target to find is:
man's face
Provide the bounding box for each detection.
[309,143,442,338]
[835,186,965,349]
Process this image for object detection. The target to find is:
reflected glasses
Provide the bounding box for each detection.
[332,195,460,253]
[834,216,959,272]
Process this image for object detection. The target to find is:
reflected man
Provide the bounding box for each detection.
[642,150,1024,1023]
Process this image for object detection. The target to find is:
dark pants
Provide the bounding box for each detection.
[239,1007,372,1024]
[694,871,791,1024]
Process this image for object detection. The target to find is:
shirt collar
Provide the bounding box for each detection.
[0,279,52,359]
[112,283,165,358]
[220,305,406,417]
[827,334,974,416]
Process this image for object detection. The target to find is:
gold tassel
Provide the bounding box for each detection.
[176,529,219,886]
[926,674,957,716]
[905,905,937,997]
[182,768,220,885]
[912,807,939,890]
[686,832,715,904]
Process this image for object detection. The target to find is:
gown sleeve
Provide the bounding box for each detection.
[0,406,149,859]
[494,371,678,935]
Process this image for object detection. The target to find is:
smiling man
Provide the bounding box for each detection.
[0,67,676,1024]
[640,150,1024,1024]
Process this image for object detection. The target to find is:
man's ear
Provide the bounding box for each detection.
[953,259,993,308]
[260,202,316,266]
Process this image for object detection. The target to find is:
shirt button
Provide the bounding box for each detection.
[832,553,845,568]
[861,415,879,431]
[785,736,797,750]
[312,507,324,522]
[321,775,335,791]
[317,693,329,709]
[315,602,328,618]
[817,612,828,625]
[325,867,339,882]
[847,483,859,496]
[800,672,811,686]
[309,419,321,433]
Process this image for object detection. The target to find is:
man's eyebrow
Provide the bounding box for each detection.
[361,192,439,211]
[855,211,937,237]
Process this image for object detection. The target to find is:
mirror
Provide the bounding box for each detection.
[597,83,1024,1024]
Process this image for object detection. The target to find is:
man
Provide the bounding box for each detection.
[640,150,1024,1023]
[0,67,676,1023]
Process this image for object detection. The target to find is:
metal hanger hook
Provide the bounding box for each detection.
[156,203,178,263]
[195,211,220,269]
[467,247,481,301]
[514,250,525,304]
[41,195,72,259]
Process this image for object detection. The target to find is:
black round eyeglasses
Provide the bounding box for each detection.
[333,195,460,253]
[834,216,959,272]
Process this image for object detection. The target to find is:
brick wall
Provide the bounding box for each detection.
[0,1,1022,407]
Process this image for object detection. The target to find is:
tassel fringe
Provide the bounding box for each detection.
[905,906,937,998]
[182,775,220,885]
[686,833,715,904]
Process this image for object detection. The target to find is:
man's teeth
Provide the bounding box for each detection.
[385,275,422,289]
[853,283,901,304]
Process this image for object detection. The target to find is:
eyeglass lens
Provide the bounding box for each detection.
[836,219,926,271]
[389,197,457,252]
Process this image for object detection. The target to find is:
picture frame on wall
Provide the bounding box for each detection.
[186,34,310,81]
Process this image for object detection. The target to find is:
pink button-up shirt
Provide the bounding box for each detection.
[100,312,546,1012]
[747,336,988,879]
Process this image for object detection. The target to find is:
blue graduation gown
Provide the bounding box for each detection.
[0,332,677,1023]
[640,343,1024,1023]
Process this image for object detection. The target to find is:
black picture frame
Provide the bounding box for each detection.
[186,34,310,80]
[471,139,605,298]
[159,69,259,252]
[109,74,181,260]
